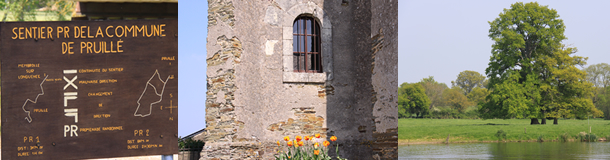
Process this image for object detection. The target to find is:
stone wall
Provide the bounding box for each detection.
[370,0,398,159]
[203,0,397,159]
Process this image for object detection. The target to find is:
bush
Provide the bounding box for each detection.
[587,133,598,142]
[426,106,480,119]
[560,132,570,142]
[495,130,507,141]
[179,137,205,150]
[577,132,598,142]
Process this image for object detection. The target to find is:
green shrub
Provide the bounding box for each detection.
[587,133,598,142]
[179,137,205,150]
[495,130,507,141]
[537,134,544,142]
[560,132,570,142]
[577,132,598,142]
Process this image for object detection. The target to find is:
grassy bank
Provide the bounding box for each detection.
[399,118,610,144]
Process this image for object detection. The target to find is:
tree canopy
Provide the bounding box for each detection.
[398,83,430,118]
[443,87,472,113]
[480,2,598,124]
[417,76,448,109]
[584,63,610,119]
[452,70,486,95]
[0,0,74,21]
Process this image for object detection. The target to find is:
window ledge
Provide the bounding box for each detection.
[283,72,326,83]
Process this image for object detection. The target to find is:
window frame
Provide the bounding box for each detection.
[281,3,332,83]
[293,16,322,73]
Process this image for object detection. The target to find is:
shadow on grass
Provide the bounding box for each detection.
[458,123,510,126]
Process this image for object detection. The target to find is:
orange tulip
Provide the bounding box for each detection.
[284,136,290,141]
[296,135,302,142]
[298,141,304,147]
[330,136,337,142]
[287,141,293,146]
[314,142,320,148]
[304,136,310,141]
[314,150,320,155]
[323,140,330,147]
[277,141,280,146]
[315,133,321,138]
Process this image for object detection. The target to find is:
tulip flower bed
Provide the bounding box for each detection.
[275,133,346,160]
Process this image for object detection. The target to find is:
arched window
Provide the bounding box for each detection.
[293,16,322,73]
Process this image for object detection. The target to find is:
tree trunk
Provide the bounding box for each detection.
[530,118,540,125]
[553,118,558,124]
[541,110,547,124]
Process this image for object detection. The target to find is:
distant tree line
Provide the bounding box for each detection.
[0,0,74,21]
[398,70,489,119]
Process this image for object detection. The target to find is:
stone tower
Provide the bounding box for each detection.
[203,0,397,159]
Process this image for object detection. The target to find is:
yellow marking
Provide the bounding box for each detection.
[165,100,177,114]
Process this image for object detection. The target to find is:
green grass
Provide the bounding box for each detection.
[399,118,610,143]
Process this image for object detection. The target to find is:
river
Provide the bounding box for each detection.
[399,142,610,159]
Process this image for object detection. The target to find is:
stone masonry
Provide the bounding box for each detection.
[203,0,397,159]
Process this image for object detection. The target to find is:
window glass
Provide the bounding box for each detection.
[299,36,305,52]
[306,19,312,35]
[293,35,298,52]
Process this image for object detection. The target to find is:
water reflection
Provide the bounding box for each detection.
[399,142,610,159]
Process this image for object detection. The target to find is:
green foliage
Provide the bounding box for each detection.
[495,129,507,141]
[585,64,610,119]
[482,2,597,122]
[468,87,489,105]
[577,132,598,142]
[427,106,479,119]
[452,70,486,95]
[443,87,472,113]
[479,72,537,119]
[560,132,570,142]
[537,134,544,142]
[0,0,74,22]
[417,76,449,109]
[398,82,431,118]
[584,63,610,88]
[179,137,205,150]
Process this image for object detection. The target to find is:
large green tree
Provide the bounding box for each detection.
[417,76,448,109]
[398,83,430,118]
[442,87,472,113]
[480,2,596,124]
[452,70,486,95]
[468,87,490,105]
[536,45,596,123]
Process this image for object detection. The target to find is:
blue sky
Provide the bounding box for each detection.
[178,0,208,136]
[178,0,610,136]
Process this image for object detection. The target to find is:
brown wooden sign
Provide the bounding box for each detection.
[1,19,178,160]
